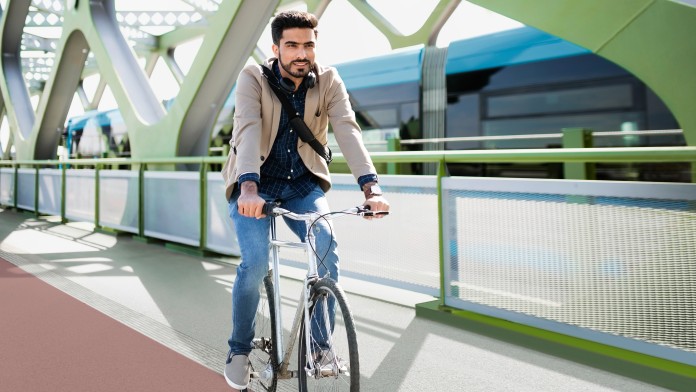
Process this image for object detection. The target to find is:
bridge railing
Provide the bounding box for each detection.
[1,146,696,369]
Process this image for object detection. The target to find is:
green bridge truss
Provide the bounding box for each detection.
[0,0,694,161]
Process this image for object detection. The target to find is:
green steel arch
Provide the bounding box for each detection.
[0,0,459,161]
[0,0,281,161]
[1,0,692,161]
[468,0,696,146]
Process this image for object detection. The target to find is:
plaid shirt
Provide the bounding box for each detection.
[238,62,378,198]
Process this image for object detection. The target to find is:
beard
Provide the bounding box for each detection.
[279,57,313,79]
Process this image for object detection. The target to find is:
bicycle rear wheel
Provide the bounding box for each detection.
[298,278,359,392]
[248,272,278,392]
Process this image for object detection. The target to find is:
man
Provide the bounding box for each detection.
[221,10,389,391]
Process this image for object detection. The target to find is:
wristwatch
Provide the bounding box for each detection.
[364,184,383,198]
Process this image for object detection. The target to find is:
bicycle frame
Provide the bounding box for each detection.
[259,204,387,384]
[268,209,323,380]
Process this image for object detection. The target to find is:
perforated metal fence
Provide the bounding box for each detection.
[442,177,696,364]
[2,160,695,365]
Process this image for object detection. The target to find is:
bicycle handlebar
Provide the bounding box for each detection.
[262,202,389,218]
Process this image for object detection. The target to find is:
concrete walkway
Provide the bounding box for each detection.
[0,207,671,391]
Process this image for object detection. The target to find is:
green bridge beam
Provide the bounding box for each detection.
[468,0,696,146]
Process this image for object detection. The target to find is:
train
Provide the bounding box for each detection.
[62,26,687,181]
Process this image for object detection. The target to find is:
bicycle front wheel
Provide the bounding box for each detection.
[298,278,359,392]
[248,272,278,392]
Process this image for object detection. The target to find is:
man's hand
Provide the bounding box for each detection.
[237,181,266,219]
[363,195,390,219]
[361,182,390,219]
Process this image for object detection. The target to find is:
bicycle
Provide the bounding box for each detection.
[247,202,388,392]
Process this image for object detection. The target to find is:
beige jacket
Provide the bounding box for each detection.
[222,58,377,200]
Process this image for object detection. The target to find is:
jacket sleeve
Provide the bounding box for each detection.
[325,69,377,180]
[232,66,264,182]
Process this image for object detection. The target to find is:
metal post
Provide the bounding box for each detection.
[386,137,401,175]
[138,164,146,238]
[95,163,101,229]
[436,158,448,307]
[199,160,208,251]
[562,128,595,180]
[60,163,66,222]
[13,164,18,209]
[34,166,39,215]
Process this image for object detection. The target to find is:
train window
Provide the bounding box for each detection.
[483,55,629,91]
[482,111,644,149]
[445,94,481,149]
[399,102,420,140]
[353,102,419,131]
[349,81,419,107]
[359,108,398,129]
[487,84,634,117]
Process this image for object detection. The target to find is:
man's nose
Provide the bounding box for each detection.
[296,47,307,58]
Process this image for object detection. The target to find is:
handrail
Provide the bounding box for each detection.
[399,129,685,145]
[327,129,685,148]
[2,146,695,168]
[363,146,696,164]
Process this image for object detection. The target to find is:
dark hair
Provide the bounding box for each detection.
[271,11,318,45]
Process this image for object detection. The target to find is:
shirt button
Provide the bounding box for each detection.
[287,149,290,152]
[287,176,291,179]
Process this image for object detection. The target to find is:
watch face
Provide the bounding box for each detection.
[370,184,383,195]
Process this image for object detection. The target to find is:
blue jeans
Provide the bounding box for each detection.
[227,183,339,355]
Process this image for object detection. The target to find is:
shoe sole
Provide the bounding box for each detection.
[224,370,249,390]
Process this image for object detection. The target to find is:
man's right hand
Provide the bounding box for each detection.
[237,181,266,218]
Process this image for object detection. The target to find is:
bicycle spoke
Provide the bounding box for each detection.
[298,278,359,392]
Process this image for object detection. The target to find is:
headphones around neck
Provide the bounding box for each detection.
[275,59,316,93]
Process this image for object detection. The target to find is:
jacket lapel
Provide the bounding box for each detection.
[304,78,320,128]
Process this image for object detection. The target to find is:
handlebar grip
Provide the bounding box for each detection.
[358,205,389,216]
[262,202,278,216]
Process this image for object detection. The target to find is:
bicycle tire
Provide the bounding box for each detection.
[298,278,359,392]
[248,272,279,392]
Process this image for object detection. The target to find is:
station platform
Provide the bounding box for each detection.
[0,207,672,391]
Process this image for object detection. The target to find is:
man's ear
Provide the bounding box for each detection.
[271,44,279,58]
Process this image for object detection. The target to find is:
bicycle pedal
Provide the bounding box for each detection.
[306,363,349,378]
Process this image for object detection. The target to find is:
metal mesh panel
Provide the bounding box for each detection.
[99,170,139,234]
[65,169,95,222]
[0,168,14,205]
[444,179,696,355]
[143,171,200,246]
[273,174,440,295]
[17,169,36,211]
[38,169,61,216]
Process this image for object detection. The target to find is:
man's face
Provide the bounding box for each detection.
[272,27,316,82]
